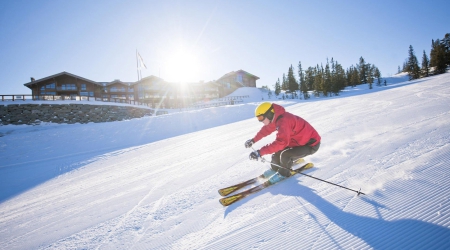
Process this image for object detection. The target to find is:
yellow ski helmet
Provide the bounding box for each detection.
[255,102,274,121]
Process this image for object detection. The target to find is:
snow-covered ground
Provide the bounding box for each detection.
[1,73,450,249]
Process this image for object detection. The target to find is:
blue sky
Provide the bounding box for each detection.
[0,0,448,94]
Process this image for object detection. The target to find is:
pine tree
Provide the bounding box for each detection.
[330,58,336,95]
[348,65,359,87]
[274,78,281,97]
[353,68,359,86]
[347,66,353,87]
[332,61,346,95]
[322,61,331,97]
[281,74,287,91]
[305,67,315,92]
[407,45,421,80]
[374,66,382,86]
[359,57,368,84]
[402,60,408,72]
[298,61,309,99]
[430,38,447,74]
[313,65,323,97]
[430,39,437,68]
[436,39,447,74]
[421,50,430,77]
[287,65,299,93]
[367,63,374,89]
[443,33,450,66]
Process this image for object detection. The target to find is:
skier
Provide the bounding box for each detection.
[245,102,321,182]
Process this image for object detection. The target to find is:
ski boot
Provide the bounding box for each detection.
[262,169,276,178]
[268,172,287,184]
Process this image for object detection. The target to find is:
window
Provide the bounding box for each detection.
[60,84,76,90]
[110,87,125,92]
[46,83,55,89]
[80,92,90,96]
[81,84,86,90]
[236,75,243,83]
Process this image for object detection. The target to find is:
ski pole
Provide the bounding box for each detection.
[268,160,365,196]
[297,172,365,195]
[270,160,364,195]
[251,148,365,196]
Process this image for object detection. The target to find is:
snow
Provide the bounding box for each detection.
[1,73,450,249]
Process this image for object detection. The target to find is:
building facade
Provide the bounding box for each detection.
[24,70,259,108]
[216,70,259,97]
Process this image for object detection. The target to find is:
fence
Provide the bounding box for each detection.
[1,94,249,110]
[0,94,153,108]
[192,95,249,107]
[192,99,244,109]
[216,95,249,101]
[1,95,31,101]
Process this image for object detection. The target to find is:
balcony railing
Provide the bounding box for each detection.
[1,93,248,109]
[1,95,31,101]
[0,94,149,107]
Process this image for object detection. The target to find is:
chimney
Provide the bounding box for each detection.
[30,77,35,82]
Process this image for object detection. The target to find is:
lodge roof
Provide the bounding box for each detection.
[23,70,257,89]
[217,69,260,81]
[24,71,97,88]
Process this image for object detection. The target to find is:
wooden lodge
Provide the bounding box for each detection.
[23,70,259,109]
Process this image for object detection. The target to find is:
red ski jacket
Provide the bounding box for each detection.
[253,104,321,156]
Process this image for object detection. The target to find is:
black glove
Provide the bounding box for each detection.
[249,150,260,161]
[245,139,254,148]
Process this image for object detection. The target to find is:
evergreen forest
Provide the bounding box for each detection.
[268,33,449,100]
[402,33,450,80]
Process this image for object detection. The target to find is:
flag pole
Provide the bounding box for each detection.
[136,49,140,81]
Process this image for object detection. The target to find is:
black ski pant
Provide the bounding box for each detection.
[270,142,320,177]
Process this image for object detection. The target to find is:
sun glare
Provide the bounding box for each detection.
[163,48,201,83]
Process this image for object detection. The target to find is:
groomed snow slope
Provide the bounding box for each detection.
[0,73,449,249]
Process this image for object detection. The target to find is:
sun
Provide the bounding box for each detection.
[163,48,201,83]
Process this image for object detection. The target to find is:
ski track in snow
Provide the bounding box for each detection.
[1,73,450,249]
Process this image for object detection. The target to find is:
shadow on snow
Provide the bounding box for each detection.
[224,175,450,249]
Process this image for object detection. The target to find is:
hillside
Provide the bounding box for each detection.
[0,73,449,249]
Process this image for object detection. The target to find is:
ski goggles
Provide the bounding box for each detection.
[257,115,265,122]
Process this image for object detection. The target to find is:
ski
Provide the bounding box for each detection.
[219,163,314,206]
[218,175,262,197]
[218,158,305,197]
